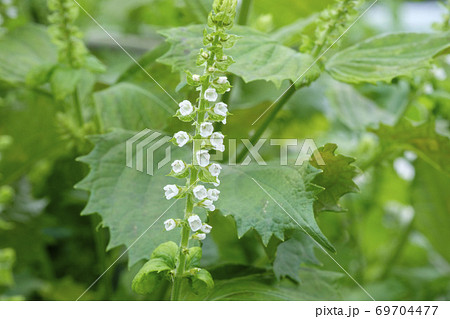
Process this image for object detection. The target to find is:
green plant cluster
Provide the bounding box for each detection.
[0,0,449,301]
[47,0,87,68]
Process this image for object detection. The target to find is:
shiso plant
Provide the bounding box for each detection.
[0,0,449,302]
[131,0,238,300]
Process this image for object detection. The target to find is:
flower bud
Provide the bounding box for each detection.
[202,199,216,211]
[192,233,206,241]
[201,51,210,59]
[201,224,213,234]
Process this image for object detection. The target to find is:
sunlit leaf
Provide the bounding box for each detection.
[0,24,57,86]
[326,32,450,84]
[94,83,174,132]
[158,25,318,87]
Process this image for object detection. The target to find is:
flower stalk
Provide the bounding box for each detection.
[47,0,88,68]
[163,0,238,301]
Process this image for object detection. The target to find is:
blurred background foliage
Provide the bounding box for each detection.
[0,0,449,300]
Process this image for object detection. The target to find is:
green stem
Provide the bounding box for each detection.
[72,88,84,127]
[238,0,253,25]
[236,84,297,163]
[171,32,219,300]
[57,0,75,67]
[171,171,197,301]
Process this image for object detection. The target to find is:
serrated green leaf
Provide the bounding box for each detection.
[132,241,178,295]
[218,164,335,251]
[203,271,343,301]
[0,24,57,86]
[311,144,359,213]
[371,119,450,175]
[273,231,320,282]
[77,130,338,267]
[326,32,450,84]
[94,83,174,132]
[76,130,187,266]
[158,25,319,87]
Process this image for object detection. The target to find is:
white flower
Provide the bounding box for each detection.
[200,122,214,137]
[193,233,206,241]
[432,66,447,81]
[163,185,179,200]
[6,6,18,19]
[394,158,415,181]
[209,163,222,177]
[188,215,202,231]
[207,189,220,201]
[174,131,190,147]
[222,118,227,125]
[196,150,210,167]
[201,224,212,234]
[193,185,208,200]
[201,51,209,59]
[202,199,216,211]
[217,76,228,84]
[214,102,228,117]
[204,88,218,102]
[213,179,220,187]
[192,74,200,81]
[179,100,194,116]
[445,55,450,65]
[171,160,185,174]
[404,151,417,161]
[208,67,215,73]
[423,83,434,95]
[210,132,225,151]
[164,219,176,231]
